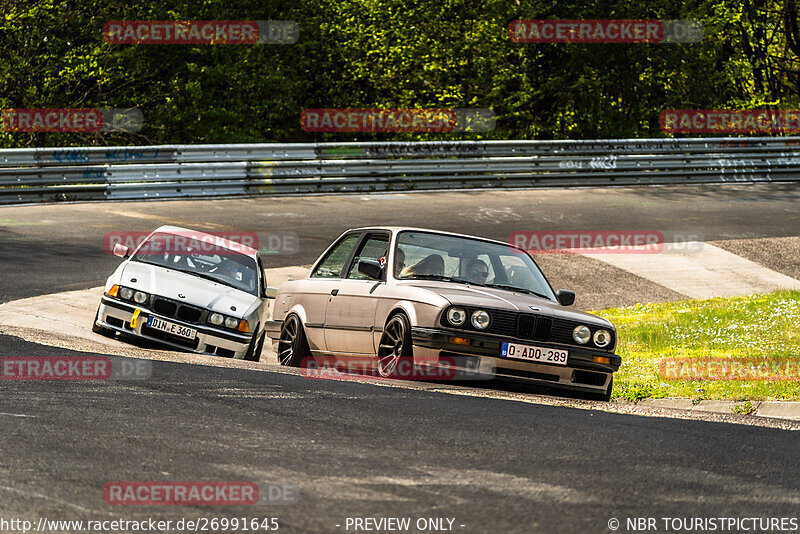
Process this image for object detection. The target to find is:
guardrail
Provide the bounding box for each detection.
[1,138,799,203]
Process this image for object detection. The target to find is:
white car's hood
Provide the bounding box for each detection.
[121,261,259,316]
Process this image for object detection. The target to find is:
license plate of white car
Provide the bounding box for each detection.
[500,342,568,365]
[146,316,197,340]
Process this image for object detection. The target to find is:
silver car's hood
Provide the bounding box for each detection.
[121,261,259,316]
[405,281,613,328]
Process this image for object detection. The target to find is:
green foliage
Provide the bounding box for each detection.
[2,0,800,147]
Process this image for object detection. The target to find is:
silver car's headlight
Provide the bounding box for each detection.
[447,307,467,327]
[593,329,612,348]
[209,313,224,326]
[224,316,239,329]
[133,291,148,304]
[573,325,591,344]
[118,287,133,300]
[471,310,490,330]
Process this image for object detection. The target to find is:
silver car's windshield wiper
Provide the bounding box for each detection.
[483,283,552,300]
[402,274,476,285]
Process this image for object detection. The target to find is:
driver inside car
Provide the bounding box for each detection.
[464,258,490,284]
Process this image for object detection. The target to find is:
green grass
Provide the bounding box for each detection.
[594,290,800,402]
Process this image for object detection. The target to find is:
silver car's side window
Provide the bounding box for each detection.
[346,234,390,279]
[311,233,361,278]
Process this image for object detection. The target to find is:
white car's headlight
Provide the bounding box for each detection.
[118,287,133,300]
[573,325,591,344]
[447,307,467,327]
[593,329,612,348]
[224,316,239,329]
[133,291,147,304]
[209,313,224,326]
[471,310,490,330]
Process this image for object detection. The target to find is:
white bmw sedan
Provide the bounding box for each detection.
[93,225,271,361]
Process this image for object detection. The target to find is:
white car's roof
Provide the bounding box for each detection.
[153,225,259,257]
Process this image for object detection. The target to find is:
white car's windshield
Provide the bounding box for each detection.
[395,231,556,300]
[132,232,259,295]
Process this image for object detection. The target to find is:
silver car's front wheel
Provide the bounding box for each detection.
[277,314,309,367]
[377,313,412,378]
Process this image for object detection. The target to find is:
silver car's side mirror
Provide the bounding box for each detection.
[357,259,384,280]
[555,289,575,306]
[265,286,278,299]
[113,243,130,258]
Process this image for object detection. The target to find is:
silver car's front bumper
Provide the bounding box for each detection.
[97,296,252,359]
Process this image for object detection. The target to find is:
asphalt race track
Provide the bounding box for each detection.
[2,184,800,533]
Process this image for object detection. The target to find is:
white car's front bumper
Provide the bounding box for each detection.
[97,296,252,359]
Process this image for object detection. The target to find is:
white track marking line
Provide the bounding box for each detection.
[576,242,800,299]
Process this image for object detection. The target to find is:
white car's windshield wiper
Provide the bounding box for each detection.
[483,283,552,300]
[179,269,239,290]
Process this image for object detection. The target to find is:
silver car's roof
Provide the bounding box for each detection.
[348,226,517,250]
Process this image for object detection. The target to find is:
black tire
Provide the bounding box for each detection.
[91,306,116,338]
[277,314,310,367]
[244,325,265,362]
[376,313,413,378]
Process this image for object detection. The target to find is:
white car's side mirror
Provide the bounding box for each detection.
[266,286,278,299]
[113,243,130,258]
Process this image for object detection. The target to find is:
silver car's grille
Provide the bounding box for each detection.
[441,306,614,350]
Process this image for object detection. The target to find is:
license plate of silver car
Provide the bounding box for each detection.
[500,342,568,365]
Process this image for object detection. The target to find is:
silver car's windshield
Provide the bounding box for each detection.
[132,232,259,295]
[394,231,556,300]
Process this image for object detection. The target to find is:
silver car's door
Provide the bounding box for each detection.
[324,232,390,354]
[303,232,363,352]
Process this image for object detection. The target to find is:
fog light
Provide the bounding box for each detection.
[465,356,481,370]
